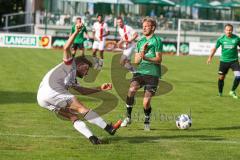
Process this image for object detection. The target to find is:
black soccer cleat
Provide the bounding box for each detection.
[89,136,102,145]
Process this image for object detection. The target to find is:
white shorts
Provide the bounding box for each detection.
[37,86,74,112]
[123,44,135,59]
[92,40,105,51]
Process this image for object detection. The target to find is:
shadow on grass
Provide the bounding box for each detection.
[190,126,240,131]
[109,135,225,144]
[0,91,36,104]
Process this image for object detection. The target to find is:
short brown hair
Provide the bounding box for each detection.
[75,56,92,67]
[117,16,123,21]
[142,17,157,31]
[225,23,233,29]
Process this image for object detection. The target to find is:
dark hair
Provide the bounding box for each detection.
[97,14,103,18]
[75,56,92,67]
[225,24,233,29]
[142,17,157,31]
[117,16,123,21]
[76,17,81,20]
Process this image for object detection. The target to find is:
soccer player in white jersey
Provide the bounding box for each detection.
[92,14,110,70]
[117,17,138,73]
[37,24,121,145]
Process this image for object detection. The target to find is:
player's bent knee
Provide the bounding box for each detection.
[129,86,138,93]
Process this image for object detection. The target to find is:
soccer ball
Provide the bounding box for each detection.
[176,114,192,129]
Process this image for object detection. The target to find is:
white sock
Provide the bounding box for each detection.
[98,59,104,66]
[73,120,93,138]
[84,110,107,129]
[93,57,99,64]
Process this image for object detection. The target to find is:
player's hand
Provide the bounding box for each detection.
[207,57,212,64]
[142,42,148,51]
[100,83,112,91]
[75,23,83,33]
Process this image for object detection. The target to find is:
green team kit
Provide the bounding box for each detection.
[215,34,240,62]
[71,24,87,44]
[136,35,163,78]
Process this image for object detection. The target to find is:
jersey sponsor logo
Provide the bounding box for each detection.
[223,44,234,49]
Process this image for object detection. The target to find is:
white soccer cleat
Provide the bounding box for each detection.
[120,117,131,127]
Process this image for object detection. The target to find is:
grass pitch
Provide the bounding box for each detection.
[0,47,240,160]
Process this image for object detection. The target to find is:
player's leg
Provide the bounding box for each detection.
[143,75,159,131]
[69,97,121,135]
[57,107,101,144]
[37,92,101,144]
[98,41,105,70]
[229,61,240,99]
[121,78,141,127]
[92,41,99,69]
[218,61,229,96]
[79,43,85,57]
[120,46,136,73]
[143,91,153,131]
[71,43,78,57]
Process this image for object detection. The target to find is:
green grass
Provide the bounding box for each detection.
[0,47,240,160]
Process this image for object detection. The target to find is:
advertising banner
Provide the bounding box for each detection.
[0,33,51,49]
[189,42,221,56]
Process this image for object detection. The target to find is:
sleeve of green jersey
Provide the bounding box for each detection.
[83,25,87,33]
[156,37,163,52]
[215,38,221,49]
[71,25,75,34]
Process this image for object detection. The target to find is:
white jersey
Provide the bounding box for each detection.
[118,25,136,45]
[37,59,78,111]
[39,59,78,97]
[93,22,109,41]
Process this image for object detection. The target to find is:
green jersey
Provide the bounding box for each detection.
[71,24,87,44]
[135,35,163,78]
[215,34,240,62]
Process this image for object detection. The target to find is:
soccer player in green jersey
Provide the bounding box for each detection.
[121,17,163,131]
[207,24,240,99]
[71,17,89,57]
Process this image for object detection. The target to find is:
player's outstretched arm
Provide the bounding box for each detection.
[63,24,82,60]
[71,83,112,95]
[207,48,217,64]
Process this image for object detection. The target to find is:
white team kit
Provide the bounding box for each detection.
[37,58,78,111]
[118,25,137,59]
[92,22,109,51]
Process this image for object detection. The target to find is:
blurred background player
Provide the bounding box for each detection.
[116,16,138,73]
[71,17,89,57]
[37,24,121,145]
[92,14,110,70]
[207,24,240,99]
[121,17,163,131]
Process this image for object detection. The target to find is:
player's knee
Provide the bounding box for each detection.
[219,75,225,80]
[70,115,79,123]
[129,86,138,93]
[143,100,150,108]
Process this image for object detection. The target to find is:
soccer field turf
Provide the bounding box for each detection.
[0,47,240,160]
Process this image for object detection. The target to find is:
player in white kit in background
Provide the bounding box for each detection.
[92,14,110,70]
[116,16,138,73]
[37,24,121,145]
